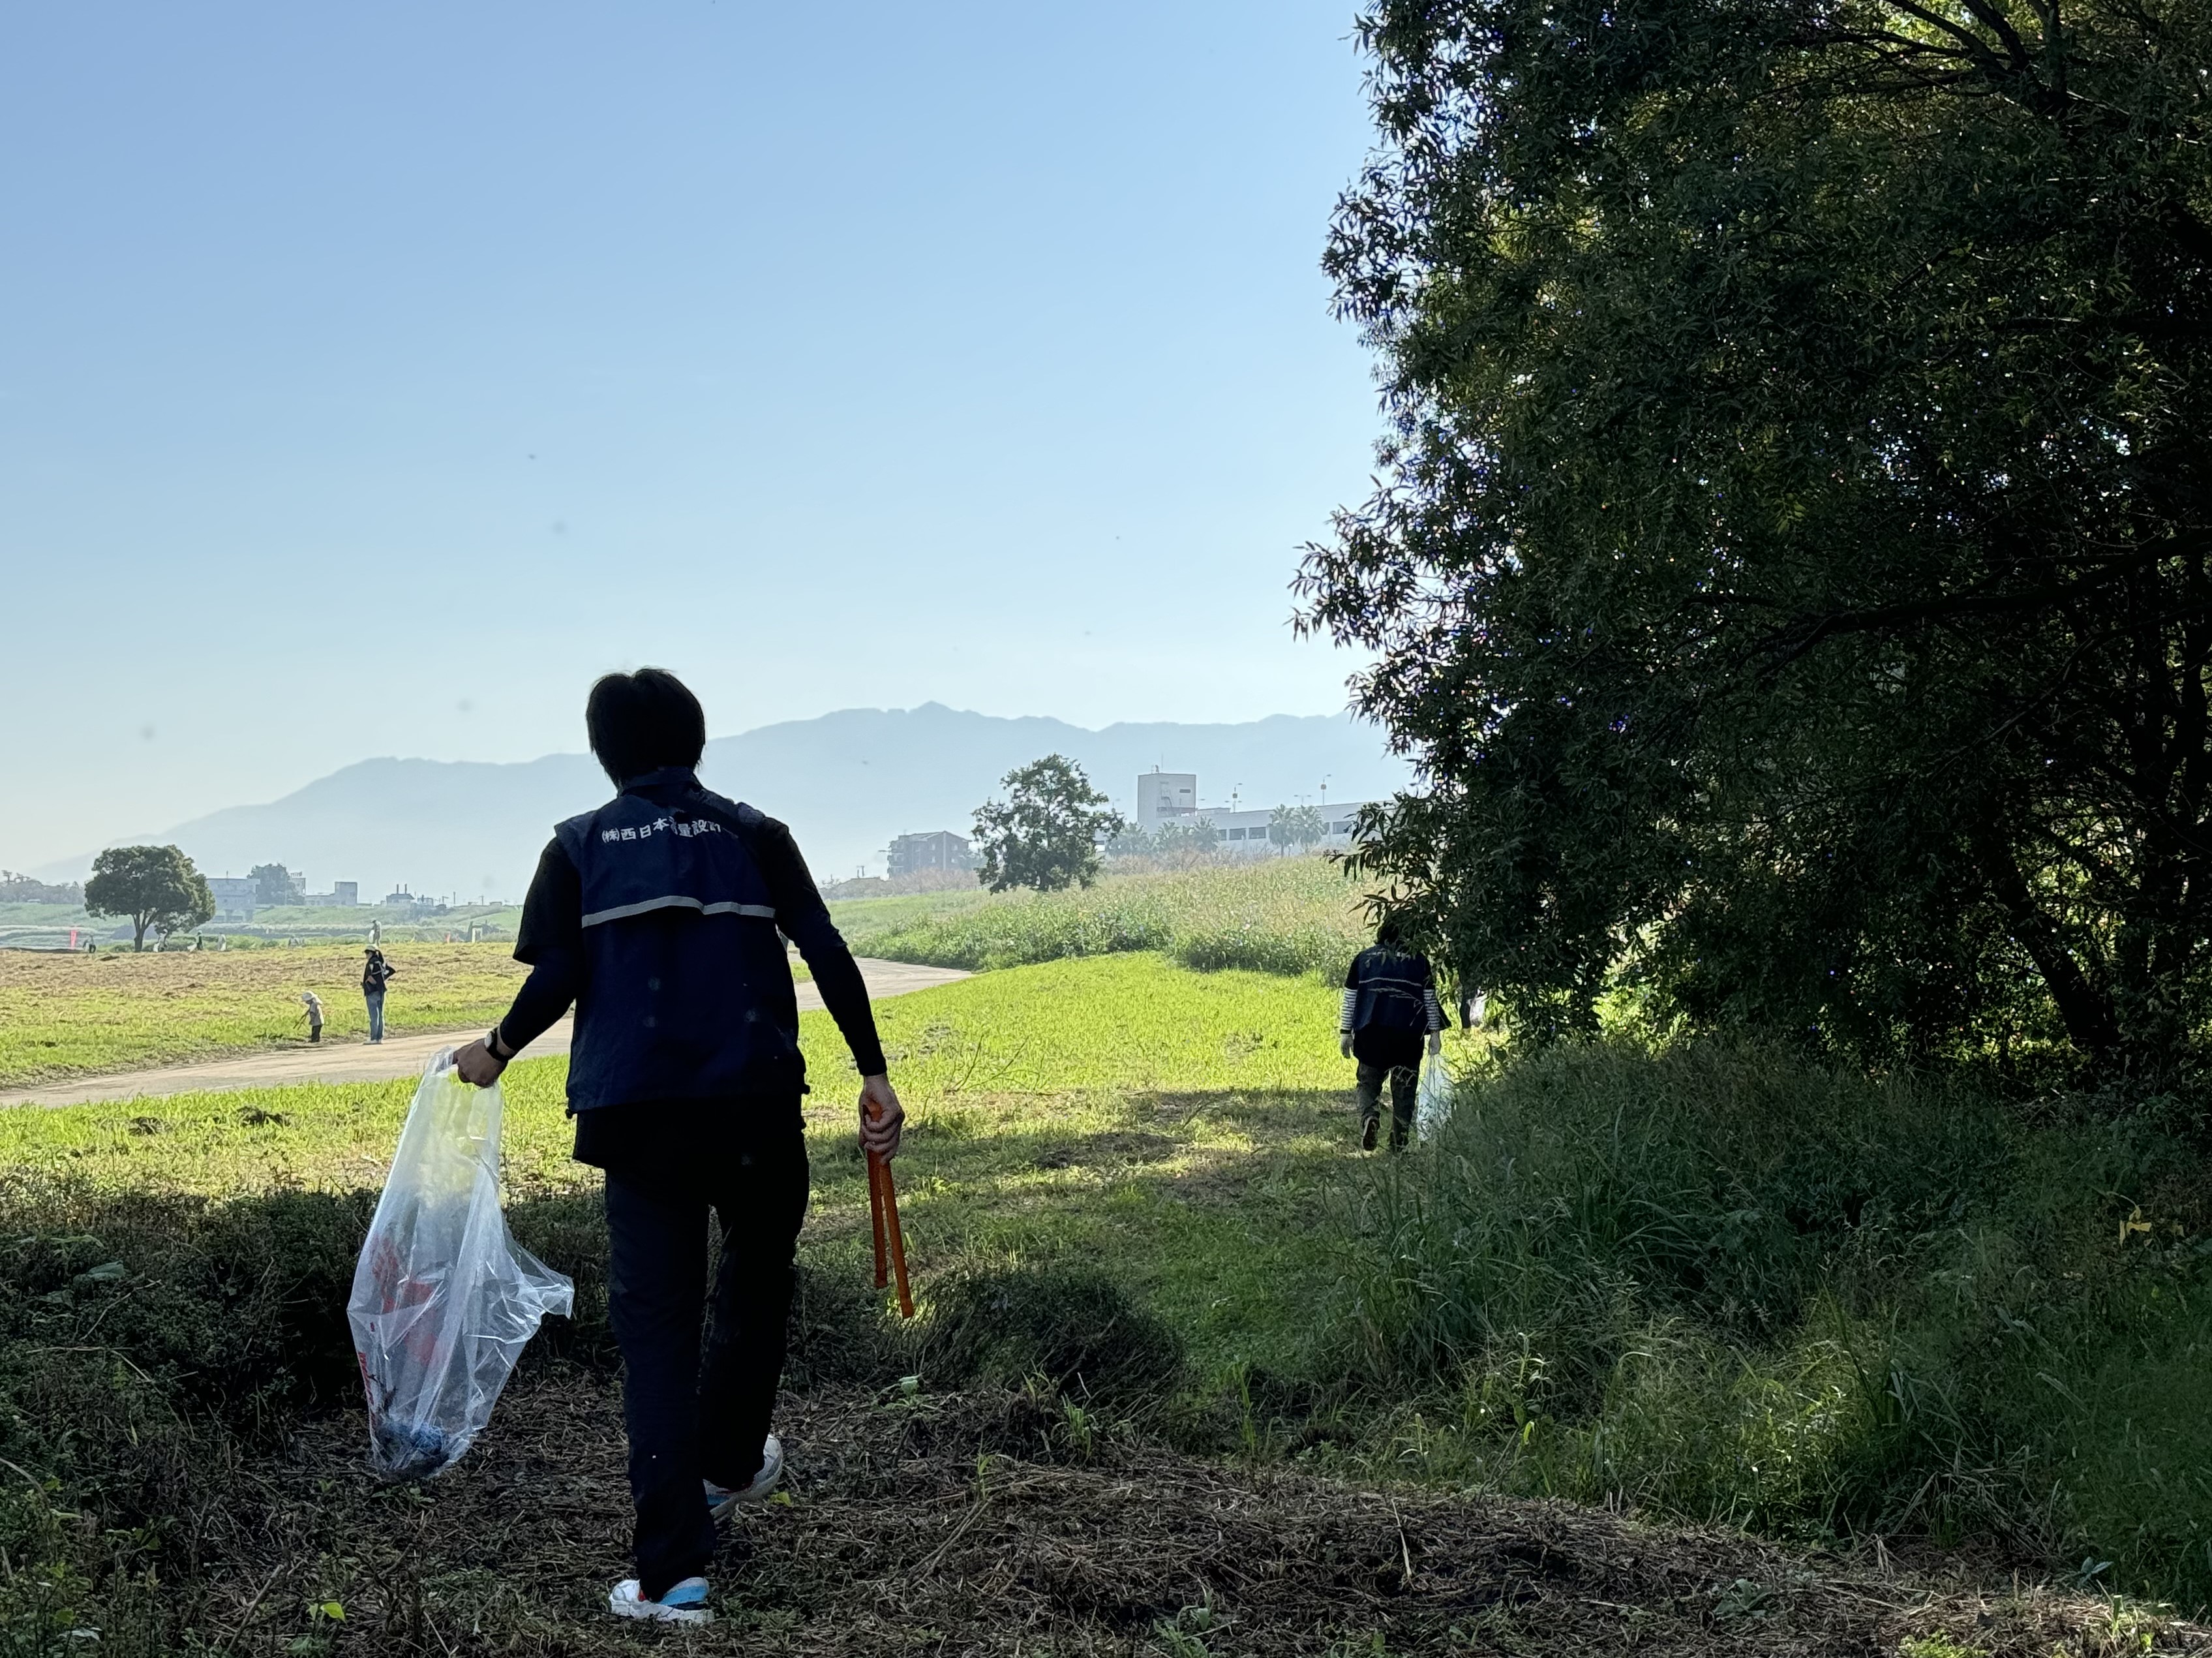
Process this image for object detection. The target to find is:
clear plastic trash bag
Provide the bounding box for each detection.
[1415,1057,1455,1143]
[347,1051,572,1479]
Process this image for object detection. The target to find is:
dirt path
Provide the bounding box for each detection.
[0,958,969,1109]
[188,1370,2198,1655]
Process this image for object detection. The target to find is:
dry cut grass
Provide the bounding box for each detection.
[0,944,530,1087]
[109,1370,2212,1655]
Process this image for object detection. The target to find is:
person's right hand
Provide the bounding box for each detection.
[1339,1033,1354,1059]
[859,1073,904,1161]
[453,1039,506,1088]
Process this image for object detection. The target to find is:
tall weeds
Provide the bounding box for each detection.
[836,858,1371,980]
[1335,1042,2212,1603]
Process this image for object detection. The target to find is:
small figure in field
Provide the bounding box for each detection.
[300,991,325,1043]
[361,947,396,1043]
[1340,920,1446,1152]
[451,668,901,1626]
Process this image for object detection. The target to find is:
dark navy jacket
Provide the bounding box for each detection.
[551,770,806,1111]
[1343,944,1444,1067]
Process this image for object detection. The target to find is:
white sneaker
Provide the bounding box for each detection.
[608,1576,711,1624]
[704,1433,783,1522]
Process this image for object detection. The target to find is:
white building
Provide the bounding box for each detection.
[1132,771,1374,853]
[205,876,258,919]
[1133,771,1198,829]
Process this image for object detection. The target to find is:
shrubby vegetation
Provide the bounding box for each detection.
[1300,0,2212,1079]
[836,856,1374,981]
[1340,1043,2212,1602]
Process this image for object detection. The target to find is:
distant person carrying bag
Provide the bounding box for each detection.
[1339,921,1446,1152]
[361,947,396,1043]
[450,668,902,1627]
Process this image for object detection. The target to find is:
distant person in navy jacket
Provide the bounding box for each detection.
[452,668,901,1627]
[1339,921,1446,1152]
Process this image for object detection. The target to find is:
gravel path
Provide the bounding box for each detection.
[0,959,969,1109]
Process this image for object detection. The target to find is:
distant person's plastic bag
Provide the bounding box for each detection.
[1415,1057,1455,1143]
[347,1051,572,1479]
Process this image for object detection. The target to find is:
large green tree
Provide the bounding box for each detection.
[250,863,295,909]
[84,845,214,952]
[973,756,1127,893]
[1299,0,2212,1073]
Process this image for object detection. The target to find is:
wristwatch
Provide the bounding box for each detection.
[485,1026,513,1063]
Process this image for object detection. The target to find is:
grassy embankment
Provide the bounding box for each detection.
[0,900,525,951]
[833,855,1374,979]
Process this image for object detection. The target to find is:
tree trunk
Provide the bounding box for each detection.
[132,915,149,952]
[1971,822,2118,1059]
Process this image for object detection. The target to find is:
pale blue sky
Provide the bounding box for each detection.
[1,2,1384,869]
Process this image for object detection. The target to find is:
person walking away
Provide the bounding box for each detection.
[1340,921,1446,1152]
[300,991,324,1043]
[451,668,902,1627]
[361,947,395,1043]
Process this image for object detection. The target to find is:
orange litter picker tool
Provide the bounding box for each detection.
[866,1101,914,1319]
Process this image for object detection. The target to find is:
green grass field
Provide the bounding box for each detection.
[0,950,2195,1651]
[0,955,1360,1381]
[832,855,1377,981]
[0,944,533,1086]
[0,942,813,1089]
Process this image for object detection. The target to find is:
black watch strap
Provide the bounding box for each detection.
[485,1026,511,1062]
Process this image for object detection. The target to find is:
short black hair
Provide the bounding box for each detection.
[586,668,707,785]
[1376,918,1402,947]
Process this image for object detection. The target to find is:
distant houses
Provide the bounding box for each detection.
[886,830,978,878]
[205,874,361,919]
[206,876,260,919]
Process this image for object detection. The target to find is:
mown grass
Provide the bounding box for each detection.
[0,955,1352,1381]
[0,954,1374,1644]
[0,944,532,1087]
[16,945,2212,1640]
[1338,1041,2212,1608]
[832,856,1374,981]
[0,943,817,1089]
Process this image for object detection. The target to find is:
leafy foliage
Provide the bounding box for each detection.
[971,754,1127,893]
[249,862,295,908]
[82,846,213,952]
[0,872,81,905]
[1269,804,1327,852]
[1298,0,2212,1075]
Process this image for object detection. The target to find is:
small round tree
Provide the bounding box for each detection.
[84,845,215,952]
[972,756,1127,893]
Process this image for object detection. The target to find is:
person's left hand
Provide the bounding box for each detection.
[453,1038,507,1088]
[859,1074,903,1161]
[1427,1032,1444,1057]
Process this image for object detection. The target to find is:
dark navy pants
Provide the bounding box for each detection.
[603,1128,809,1598]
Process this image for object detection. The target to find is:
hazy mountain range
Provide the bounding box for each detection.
[33,703,1412,902]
